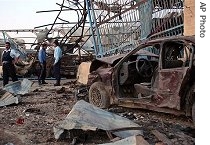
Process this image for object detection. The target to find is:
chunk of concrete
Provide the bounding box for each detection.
[77,62,91,85]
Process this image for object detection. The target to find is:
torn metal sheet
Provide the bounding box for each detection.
[99,135,150,145]
[3,79,33,95]
[53,100,143,139]
[0,89,19,107]
[0,79,32,107]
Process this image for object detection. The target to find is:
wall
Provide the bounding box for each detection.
[184,0,195,36]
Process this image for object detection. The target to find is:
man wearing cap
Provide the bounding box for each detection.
[38,42,48,85]
[1,42,19,86]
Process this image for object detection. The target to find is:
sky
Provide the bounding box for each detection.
[0,0,80,48]
[0,0,62,30]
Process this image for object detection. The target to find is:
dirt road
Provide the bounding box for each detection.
[0,79,194,145]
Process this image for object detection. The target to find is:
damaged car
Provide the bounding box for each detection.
[87,36,195,122]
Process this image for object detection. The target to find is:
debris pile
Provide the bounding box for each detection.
[0,80,195,144]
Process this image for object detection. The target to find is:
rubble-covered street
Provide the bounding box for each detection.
[0,79,194,145]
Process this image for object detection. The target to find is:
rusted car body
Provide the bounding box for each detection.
[87,36,195,120]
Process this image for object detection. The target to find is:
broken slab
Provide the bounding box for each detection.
[0,79,33,107]
[99,135,150,145]
[53,100,143,140]
[76,62,91,85]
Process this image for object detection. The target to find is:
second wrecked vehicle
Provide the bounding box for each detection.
[87,36,195,122]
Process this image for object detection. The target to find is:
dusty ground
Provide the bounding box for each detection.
[0,79,195,145]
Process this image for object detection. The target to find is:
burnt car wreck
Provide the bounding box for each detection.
[87,36,195,122]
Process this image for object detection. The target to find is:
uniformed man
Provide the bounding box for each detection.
[52,40,62,86]
[1,42,20,86]
[38,42,48,85]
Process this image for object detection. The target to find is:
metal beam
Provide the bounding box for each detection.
[36,9,76,13]
[36,8,133,13]
[149,24,184,38]
[34,23,69,29]
[0,29,47,32]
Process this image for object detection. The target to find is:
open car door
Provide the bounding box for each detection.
[156,40,194,110]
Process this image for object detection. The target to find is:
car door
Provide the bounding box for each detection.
[156,40,193,110]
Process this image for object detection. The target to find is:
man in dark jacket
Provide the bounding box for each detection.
[1,42,19,86]
[38,42,48,85]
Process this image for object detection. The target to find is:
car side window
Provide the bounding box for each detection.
[162,41,185,69]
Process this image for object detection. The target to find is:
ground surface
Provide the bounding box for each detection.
[0,79,195,145]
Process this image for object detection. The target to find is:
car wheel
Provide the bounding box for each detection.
[89,82,110,108]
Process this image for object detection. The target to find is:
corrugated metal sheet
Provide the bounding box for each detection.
[0,89,19,107]
[0,79,33,107]
[53,100,143,139]
[3,79,33,95]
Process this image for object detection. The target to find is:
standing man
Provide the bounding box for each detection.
[38,42,48,85]
[52,40,62,86]
[1,42,19,86]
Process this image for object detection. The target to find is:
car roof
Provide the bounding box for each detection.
[97,49,158,64]
[96,35,195,65]
[146,35,195,44]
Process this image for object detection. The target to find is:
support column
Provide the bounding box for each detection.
[138,0,153,40]
[184,0,195,36]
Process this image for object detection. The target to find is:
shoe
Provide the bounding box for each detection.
[42,81,48,84]
[38,81,42,85]
[54,80,60,86]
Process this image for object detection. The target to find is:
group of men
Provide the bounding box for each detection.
[1,39,62,86]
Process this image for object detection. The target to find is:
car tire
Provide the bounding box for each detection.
[89,82,110,109]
